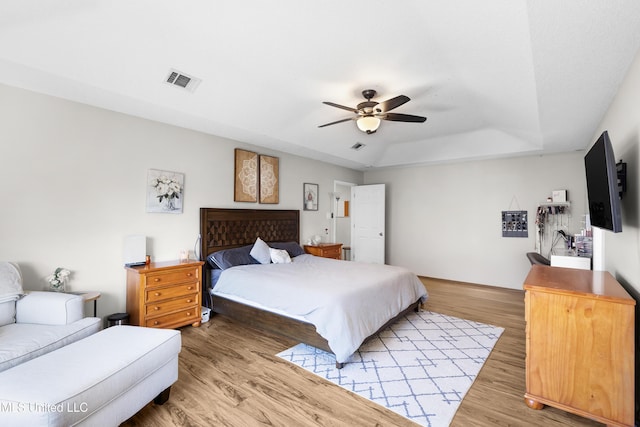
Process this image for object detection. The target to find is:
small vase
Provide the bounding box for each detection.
[49,278,66,292]
[165,197,175,211]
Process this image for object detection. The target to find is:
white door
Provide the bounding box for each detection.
[351,184,385,264]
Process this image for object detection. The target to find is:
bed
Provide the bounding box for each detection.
[199,208,427,367]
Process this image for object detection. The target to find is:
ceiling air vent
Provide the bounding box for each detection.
[351,142,366,151]
[164,68,201,93]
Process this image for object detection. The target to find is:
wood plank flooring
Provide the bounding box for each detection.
[122,277,603,426]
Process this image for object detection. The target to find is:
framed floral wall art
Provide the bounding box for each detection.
[146,169,184,214]
[234,148,258,202]
[259,155,279,204]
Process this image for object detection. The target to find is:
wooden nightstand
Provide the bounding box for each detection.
[304,243,343,260]
[126,259,203,329]
[67,291,101,317]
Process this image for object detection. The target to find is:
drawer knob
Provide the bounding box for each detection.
[154,321,159,325]
[187,299,192,303]
[186,273,193,277]
[154,306,160,311]
[187,286,193,290]
[186,312,191,316]
[154,278,161,282]
[154,292,161,296]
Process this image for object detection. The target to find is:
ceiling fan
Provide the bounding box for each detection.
[319,89,426,134]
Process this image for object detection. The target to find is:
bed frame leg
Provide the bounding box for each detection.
[336,362,344,369]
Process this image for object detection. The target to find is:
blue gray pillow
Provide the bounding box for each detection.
[206,245,259,270]
[270,241,305,257]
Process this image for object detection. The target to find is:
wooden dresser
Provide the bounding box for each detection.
[304,243,342,260]
[523,265,635,426]
[126,259,204,329]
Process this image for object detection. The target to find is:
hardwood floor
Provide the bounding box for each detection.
[122,277,603,426]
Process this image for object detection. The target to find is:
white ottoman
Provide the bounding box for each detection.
[0,325,181,426]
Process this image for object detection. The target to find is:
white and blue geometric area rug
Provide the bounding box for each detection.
[277,311,503,427]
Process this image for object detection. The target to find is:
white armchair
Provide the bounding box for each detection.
[0,262,101,373]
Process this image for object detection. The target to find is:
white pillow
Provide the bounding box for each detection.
[0,262,24,298]
[250,237,272,264]
[270,248,292,264]
[0,299,17,327]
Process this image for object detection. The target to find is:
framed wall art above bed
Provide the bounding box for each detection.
[259,154,279,204]
[234,149,258,202]
[234,149,280,204]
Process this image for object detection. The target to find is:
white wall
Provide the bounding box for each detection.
[592,51,640,295]
[0,83,362,318]
[364,152,587,289]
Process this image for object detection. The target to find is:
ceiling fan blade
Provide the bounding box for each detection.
[375,95,410,113]
[382,113,427,123]
[318,117,355,128]
[322,101,359,113]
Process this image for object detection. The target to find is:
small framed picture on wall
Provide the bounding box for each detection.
[303,183,318,211]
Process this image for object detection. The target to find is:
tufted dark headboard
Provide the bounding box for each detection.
[199,208,300,257]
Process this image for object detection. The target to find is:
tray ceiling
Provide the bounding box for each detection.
[1,1,639,170]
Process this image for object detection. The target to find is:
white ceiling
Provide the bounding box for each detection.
[1,1,640,170]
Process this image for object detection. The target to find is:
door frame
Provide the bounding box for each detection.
[332,180,356,245]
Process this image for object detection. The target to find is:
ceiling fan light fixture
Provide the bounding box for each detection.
[356,116,380,134]
[319,90,425,133]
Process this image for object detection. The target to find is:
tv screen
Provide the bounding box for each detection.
[584,130,622,233]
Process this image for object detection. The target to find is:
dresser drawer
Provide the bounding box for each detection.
[145,282,199,303]
[145,307,200,328]
[304,244,342,259]
[321,247,341,258]
[146,267,200,287]
[145,295,198,316]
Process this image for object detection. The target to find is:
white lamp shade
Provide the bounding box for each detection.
[356,116,381,133]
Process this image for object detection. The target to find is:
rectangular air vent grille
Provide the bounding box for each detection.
[165,68,201,93]
[351,142,365,151]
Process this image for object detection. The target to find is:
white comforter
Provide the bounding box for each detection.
[212,254,428,363]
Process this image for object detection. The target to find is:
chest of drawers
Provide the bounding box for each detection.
[126,260,204,329]
[304,243,343,260]
[523,265,635,426]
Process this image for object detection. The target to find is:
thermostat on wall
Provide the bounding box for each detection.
[552,190,567,203]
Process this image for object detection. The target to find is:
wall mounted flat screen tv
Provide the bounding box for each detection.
[584,130,622,233]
